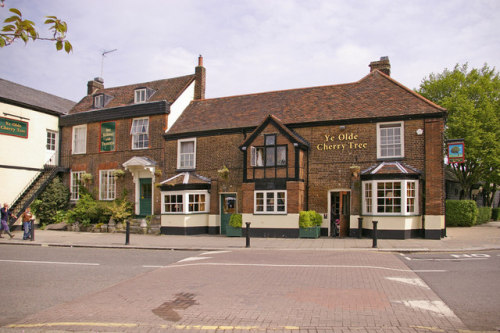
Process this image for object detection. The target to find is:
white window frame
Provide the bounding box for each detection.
[130,117,149,149]
[362,179,418,215]
[94,94,104,108]
[161,190,209,214]
[377,121,404,159]
[46,130,57,151]
[99,169,116,201]
[72,125,87,154]
[134,88,147,104]
[254,190,287,214]
[177,138,196,170]
[70,171,84,201]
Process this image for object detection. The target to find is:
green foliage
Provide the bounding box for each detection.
[1,6,72,52]
[107,197,133,223]
[30,177,70,225]
[299,211,322,228]
[445,200,478,227]
[492,208,500,221]
[477,207,492,224]
[417,64,500,200]
[229,213,242,228]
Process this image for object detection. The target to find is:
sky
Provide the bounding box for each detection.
[1,0,499,103]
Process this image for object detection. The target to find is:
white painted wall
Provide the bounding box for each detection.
[242,213,300,229]
[0,102,60,205]
[167,81,195,131]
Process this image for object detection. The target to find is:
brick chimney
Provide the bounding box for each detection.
[194,55,206,100]
[87,77,104,95]
[369,56,391,76]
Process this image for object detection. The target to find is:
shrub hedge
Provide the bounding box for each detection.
[492,208,500,221]
[229,213,242,228]
[445,200,478,227]
[299,210,322,228]
[477,207,492,224]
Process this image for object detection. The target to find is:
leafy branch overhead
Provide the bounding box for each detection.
[1,6,72,53]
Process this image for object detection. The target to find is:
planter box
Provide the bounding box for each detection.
[299,226,320,238]
[226,225,242,237]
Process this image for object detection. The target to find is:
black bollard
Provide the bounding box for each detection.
[30,220,35,241]
[372,221,378,248]
[358,217,363,239]
[245,222,251,248]
[125,221,130,245]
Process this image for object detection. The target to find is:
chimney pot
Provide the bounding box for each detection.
[87,77,104,95]
[194,56,206,100]
[369,56,391,76]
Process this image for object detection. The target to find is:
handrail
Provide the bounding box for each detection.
[10,171,42,209]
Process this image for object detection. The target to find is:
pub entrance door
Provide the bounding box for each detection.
[220,194,236,235]
[330,191,350,237]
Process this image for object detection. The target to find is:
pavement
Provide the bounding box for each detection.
[2,221,500,252]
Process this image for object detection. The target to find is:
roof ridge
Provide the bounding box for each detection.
[193,80,360,103]
[369,70,446,111]
[97,74,196,91]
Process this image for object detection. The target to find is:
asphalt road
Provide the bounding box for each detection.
[0,248,470,332]
[0,245,201,327]
[399,250,500,332]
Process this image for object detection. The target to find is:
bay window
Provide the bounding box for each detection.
[363,180,418,215]
[162,191,209,214]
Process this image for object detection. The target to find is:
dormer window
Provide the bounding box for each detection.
[94,94,104,108]
[134,88,147,104]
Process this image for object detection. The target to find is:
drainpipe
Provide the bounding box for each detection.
[305,148,310,211]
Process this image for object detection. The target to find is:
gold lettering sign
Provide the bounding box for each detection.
[316,132,368,151]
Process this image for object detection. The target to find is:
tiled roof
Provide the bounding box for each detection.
[166,70,445,136]
[362,161,421,176]
[69,74,196,114]
[160,172,211,186]
[240,114,310,149]
[0,78,75,115]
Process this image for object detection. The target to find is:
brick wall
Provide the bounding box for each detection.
[424,118,445,215]
[61,114,167,213]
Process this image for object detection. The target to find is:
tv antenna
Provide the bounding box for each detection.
[100,49,117,77]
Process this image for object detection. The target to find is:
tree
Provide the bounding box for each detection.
[0,3,72,53]
[31,177,70,225]
[417,64,500,203]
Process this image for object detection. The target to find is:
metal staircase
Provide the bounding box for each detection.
[9,165,66,226]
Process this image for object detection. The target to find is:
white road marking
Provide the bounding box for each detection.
[165,262,437,272]
[200,251,230,256]
[0,259,99,266]
[396,300,457,318]
[177,257,212,263]
[386,277,430,289]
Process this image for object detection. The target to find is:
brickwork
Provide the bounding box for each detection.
[424,118,445,215]
[61,114,167,214]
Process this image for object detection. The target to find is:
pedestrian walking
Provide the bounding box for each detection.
[21,207,33,240]
[0,203,16,239]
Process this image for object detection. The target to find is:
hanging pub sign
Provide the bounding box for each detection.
[100,121,116,152]
[447,139,465,163]
[0,117,28,138]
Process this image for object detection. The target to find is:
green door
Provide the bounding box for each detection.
[220,194,236,235]
[139,178,152,216]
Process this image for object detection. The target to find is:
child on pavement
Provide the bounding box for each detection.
[0,203,16,238]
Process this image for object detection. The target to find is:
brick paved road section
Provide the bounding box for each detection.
[4,250,471,333]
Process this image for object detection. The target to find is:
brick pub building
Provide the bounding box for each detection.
[160,57,446,239]
[60,58,206,218]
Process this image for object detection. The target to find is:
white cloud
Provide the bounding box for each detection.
[1,0,499,101]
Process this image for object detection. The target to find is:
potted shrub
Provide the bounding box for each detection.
[226,213,242,237]
[299,210,321,238]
